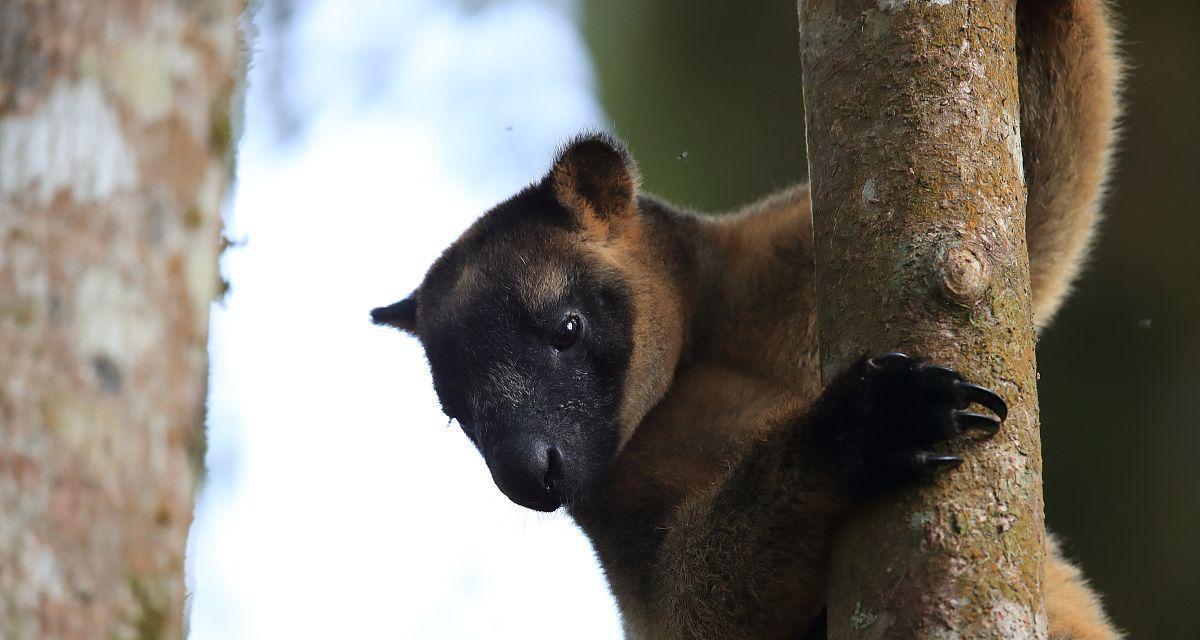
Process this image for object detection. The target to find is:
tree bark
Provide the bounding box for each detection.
[0,2,242,638]
[798,1,1045,638]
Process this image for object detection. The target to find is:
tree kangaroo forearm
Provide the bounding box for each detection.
[650,418,847,639]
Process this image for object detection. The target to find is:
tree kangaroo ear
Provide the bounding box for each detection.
[547,133,640,222]
[371,294,418,333]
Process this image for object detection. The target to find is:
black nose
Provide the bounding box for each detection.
[487,439,565,512]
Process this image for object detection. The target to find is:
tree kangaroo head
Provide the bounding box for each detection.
[373,134,687,511]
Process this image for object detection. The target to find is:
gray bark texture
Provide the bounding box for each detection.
[798,1,1046,638]
[0,2,242,638]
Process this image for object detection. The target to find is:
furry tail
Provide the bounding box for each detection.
[1046,534,1123,639]
[1018,0,1123,329]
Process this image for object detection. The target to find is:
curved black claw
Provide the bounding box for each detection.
[820,352,1013,498]
[918,453,964,470]
[955,410,1002,436]
[867,352,910,370]
[957,381,1008,421]
[923,364,962,379]
[876,451,964,490]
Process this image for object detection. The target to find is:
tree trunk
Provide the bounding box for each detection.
[798,1,1045,638]
[0,2,242,638]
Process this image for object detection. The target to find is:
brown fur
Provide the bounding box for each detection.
[572,186,1117,638]
[384,0,1124,637]
[1047,536,1122,640]
[551,135,641,224]
[588,222,691,444]
[566,1,1124,636]
[1019,0,1124,328]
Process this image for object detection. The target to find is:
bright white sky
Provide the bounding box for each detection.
[186,1,624,637]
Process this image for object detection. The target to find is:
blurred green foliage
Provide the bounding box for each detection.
[581,0,809,212]
[581,1,1200,637]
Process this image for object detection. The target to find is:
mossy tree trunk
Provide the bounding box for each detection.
[0,2,242,638]
[798,1,1045,638]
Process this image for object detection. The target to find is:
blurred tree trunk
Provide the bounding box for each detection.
[799,1,1046,638]
[0,2,242,638]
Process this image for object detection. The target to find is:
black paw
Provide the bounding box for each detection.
[818,352,1008,498]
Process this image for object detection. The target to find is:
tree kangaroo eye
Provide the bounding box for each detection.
[551,313,584,350]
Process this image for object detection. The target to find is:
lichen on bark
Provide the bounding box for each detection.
[0,2,243,638]
[798,0,1046,638]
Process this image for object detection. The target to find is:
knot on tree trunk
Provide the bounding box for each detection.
[937,245,991,306]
